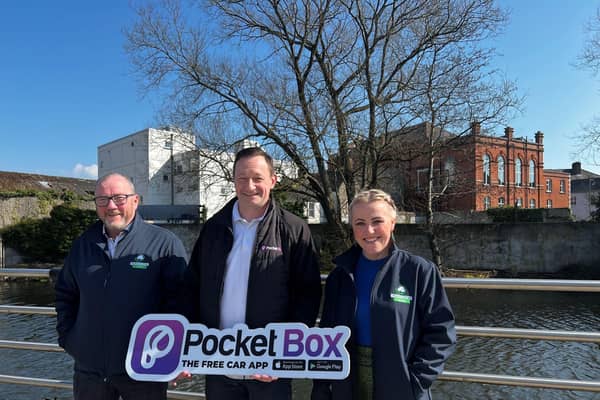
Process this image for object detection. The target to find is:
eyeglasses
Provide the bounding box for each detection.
[94,194,136,207]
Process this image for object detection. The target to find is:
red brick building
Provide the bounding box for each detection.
[398,122,570,212]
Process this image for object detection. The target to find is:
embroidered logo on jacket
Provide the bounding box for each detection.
[260,245,282,253]
[390,285,412,304]
[130,254,150,269]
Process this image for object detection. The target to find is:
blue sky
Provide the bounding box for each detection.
[1,0,599,179]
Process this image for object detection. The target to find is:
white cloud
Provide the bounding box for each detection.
[73,163,98,179]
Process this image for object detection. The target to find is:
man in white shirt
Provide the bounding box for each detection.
[183,147,322,399]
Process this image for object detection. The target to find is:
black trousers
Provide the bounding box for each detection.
[205,375,291,400]
[73,372,167,400]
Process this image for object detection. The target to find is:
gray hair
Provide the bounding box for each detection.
[95,173,136,194]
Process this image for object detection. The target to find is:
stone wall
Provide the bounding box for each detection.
[0,197,47,229]
[392,222,600,274]
[168,222,600,275]
[0,197,94,267]
[5,218,599,276]
[0,197,95,229]
[157,223,201,256]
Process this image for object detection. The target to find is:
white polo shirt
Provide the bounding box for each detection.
[219,201,265,329]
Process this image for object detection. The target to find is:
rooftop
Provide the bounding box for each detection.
[0,171,95,197]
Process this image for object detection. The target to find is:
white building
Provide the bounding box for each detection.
[98,127,235,218]
[556,162,600,221]
[98,128,301,220]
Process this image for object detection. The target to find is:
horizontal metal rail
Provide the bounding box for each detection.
[0,340,63,352]
[0,268,52,278]
[0,305,55,315]
[0,374,71,389]
[1,370,599,394]
[2,305,600,344]
[4,269,600,292]
[323,274,600,292]
[2,325,599,357]
[442,278,600,292]
[458,326,600,343]
[0,374,205,399]
[439,371,600,392]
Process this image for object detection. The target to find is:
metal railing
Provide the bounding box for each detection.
[2,269,600,396]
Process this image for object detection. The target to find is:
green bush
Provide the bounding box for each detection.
[1,204,97,262]
[486,207,544,222]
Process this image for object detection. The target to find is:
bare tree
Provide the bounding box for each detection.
[126,0,513,245]
[404,40,521,269]
[575,7,600,166]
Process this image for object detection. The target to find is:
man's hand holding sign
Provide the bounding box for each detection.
[126,314,350,382]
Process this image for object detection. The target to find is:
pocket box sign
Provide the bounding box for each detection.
[126,314,351,381]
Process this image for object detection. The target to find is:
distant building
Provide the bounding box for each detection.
[98,127,235,219]
[0,170,95,197]
[394,122,571,213]
[552,162,600,221]
[98,128,297,220]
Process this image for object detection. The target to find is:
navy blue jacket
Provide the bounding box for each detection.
[182,197,322,329]
[312,244,456,400]
[54,215,188,377]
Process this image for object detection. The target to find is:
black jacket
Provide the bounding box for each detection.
[54,216,188,377]
[312,244,456,400]
[182,198,322,329]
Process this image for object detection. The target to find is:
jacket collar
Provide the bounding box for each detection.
[212,197,277,229]
[334,242,401,274]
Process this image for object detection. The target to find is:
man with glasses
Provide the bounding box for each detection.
[55,173,188,400]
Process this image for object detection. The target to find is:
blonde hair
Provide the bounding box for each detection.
[349,188,397,222]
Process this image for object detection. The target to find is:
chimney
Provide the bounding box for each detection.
[535,131,544,145]
[471,121,481,136]
[572,161,582,175]
[504,126,514,140]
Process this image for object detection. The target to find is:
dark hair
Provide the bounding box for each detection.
[233,147,275,176]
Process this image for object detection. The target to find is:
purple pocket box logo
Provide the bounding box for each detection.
[127,315,185,379]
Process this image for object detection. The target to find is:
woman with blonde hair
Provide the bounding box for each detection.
[312,189,456,400]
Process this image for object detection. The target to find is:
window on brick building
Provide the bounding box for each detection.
[545,178,552,192]
[498,197,505,207]
[560,180,565,193]
[417,168,429,192]
[516,198,523,208]
[444,157,455,185]
[515,158,522,186]
[483,154,490,185]
[497,156,505,185]
[547,199,553,209]
[529,160,535,187]
[483,196,491,210]
[529,199,536,208]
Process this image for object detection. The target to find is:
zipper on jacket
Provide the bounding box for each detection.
[102,252,111,378]
[217,225,234,322]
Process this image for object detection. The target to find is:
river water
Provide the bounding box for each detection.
[0,280,599,400]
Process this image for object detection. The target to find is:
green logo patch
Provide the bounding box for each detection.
[130,254,150,269]
[390,285,412,304]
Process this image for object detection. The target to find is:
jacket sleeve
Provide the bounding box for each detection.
[54,244,80,349]
[178,226,205,321]
[159,233,189,314]
[289,222,322,327]
[409,262,457,390]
